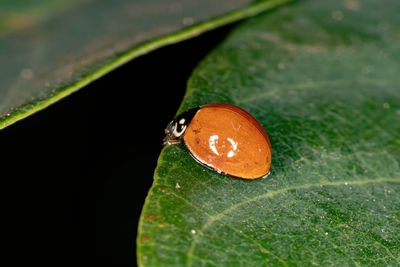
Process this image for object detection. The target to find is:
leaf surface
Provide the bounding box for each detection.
[0,0,289,129]
[138,0,400,265]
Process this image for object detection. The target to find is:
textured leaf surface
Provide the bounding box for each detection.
[0,0,290,130]
[138,0,400,265]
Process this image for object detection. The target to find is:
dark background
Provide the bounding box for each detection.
[1,25,233,265]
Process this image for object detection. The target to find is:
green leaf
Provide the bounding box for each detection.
[0,0,290,130]
[137,0,400,265]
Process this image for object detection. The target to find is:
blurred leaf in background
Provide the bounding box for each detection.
[0,0,289,130]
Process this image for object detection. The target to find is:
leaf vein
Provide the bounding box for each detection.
[186,177,399,265]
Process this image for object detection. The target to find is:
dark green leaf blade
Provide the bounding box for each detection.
[138,0,400,266]
[0,0,290,130]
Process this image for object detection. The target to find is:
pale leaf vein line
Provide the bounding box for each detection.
[186,177,399,266]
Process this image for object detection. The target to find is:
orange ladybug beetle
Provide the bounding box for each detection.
[163,103,271,180]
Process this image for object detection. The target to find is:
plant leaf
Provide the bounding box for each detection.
[137,0,400,265]
[0,0,291,130]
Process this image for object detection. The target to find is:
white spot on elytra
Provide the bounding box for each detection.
[179,118,185,124]
[209,135,220,156]
[227,137,238,158]
[227,138,238,150]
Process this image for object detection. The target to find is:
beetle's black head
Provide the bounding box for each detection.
[163,107,199,145]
